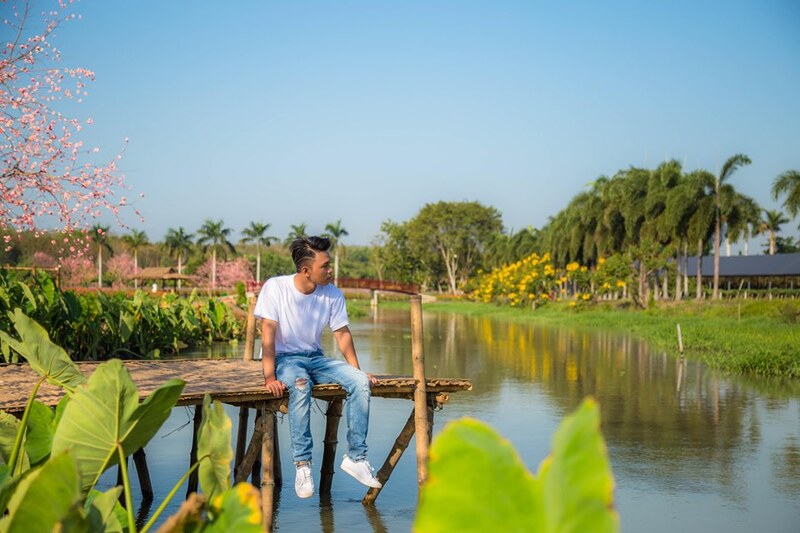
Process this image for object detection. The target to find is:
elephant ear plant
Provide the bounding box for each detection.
[0,310,261,532]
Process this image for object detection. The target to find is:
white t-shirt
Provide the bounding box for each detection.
[253,274,349,354]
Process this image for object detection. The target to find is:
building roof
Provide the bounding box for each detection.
[685,253,800,277]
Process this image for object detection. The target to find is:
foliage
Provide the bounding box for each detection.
[192,258,254,290]
[0,313,261,531]
[380,201,503,293]
[0,270,241,362]
[0,0,136,243]
[414,398,618,533]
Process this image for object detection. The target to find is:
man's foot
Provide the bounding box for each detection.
[341,455,382,488]
[295,463,315,498]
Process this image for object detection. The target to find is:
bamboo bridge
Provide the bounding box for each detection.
[0,296,472,531]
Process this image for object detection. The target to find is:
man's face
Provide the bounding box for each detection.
[304,251,333,285]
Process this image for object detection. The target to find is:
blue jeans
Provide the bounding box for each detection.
[275,351,372,464]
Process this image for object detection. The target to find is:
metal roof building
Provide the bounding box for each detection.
[685,253,800,277]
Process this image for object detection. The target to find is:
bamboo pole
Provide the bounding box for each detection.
[244,295,257,361]
[410,295,429,489]
[273,414,282,490]
[362,409,416,505]
[235,407,250,474]
[186,406,203,497]
[261,404,276,533]
[132,448,153,502]
[234,409,264,484]
[320,399,343,495]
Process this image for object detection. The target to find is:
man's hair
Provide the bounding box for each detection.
[290,236,331,271]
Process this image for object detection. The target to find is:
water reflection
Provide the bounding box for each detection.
[173,308,799,532]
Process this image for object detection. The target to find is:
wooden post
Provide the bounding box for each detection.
[320,399,343,495]
[371,289,378,308]
[363,409,417,505]
[244,294,257,361]
[261,404,276,533]
[410,294,429,489]
[133,448,154,502]
[234,409,264,484]
[273,414,282,490]
[186,405,203,497]
[235,407,250,475]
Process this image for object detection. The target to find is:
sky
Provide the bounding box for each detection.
[7,0,800,248]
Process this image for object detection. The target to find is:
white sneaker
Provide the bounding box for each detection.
[295,463,315,498]
[341,455,382,488]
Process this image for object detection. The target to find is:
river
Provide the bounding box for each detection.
[124,307,800,532]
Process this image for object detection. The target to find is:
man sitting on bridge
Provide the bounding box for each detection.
[255,235,382,498]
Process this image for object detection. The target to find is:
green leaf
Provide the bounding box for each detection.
[0,310,86,392]
[0,464,23,515]
[86,487,125,533]
[414,398,618,533]
[537,398,617,533]
[15,282,36,312]
[23,401,55,466]
[197,395,233,499]
[119,311,134,343]
[0,453,83,532]
[203,483,263,533]
[415,418,540,532]
[52,359,185,494]
[0,413,29,473]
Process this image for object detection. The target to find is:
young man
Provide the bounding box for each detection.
[254,235,382,498]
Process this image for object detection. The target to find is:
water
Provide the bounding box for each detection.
[114,308,800,532]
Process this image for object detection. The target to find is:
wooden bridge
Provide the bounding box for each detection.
[247,277,420,296]
[0,297,470,532]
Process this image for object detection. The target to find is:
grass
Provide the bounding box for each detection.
[355,297,800,379]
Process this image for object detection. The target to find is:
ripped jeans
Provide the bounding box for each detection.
[275,351,372,464]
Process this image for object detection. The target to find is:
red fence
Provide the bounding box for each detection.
[246,278,419,295]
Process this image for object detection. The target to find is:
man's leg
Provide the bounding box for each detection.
[308,357,372,460]
[275,356,315,463]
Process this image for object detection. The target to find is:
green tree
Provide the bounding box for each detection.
[399,201,503,294]
[712,154,751,299]
[762,209,789,255]
[772,170,800,220]
[89,224,113,288]
[196,219,236,289]
[284,223,308,248]
[240,222,277,284]
[121,229,148,288]
[163,227,194,289]
[323,219,349,285]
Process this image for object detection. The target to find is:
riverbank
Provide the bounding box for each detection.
[357,298,800,379]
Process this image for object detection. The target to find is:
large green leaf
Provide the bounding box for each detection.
[414,418,540,532]
[537,398,617,533]
[414,398,618,533]
[86,487,125,533]
[0,310,86,392]
[52,359,185,493]
[0,413,29,473]
[197,394,233,499]
[24,400,55,466]
[203,482,263,533]
[0,453,83,533]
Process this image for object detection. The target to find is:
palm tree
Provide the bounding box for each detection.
[681,170,716,300]
[196,219,236,289]
[122,229,148,288]
[762,209,789,255]
[90,224,113,288]
[712,154,751,299]
[163,227,194,289]
[772,170,800,220]
[324,219,349,285]
[284,223,308,247]
[725,195,761,256]
[240,222,277,284]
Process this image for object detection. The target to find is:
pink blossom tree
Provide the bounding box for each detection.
[192,257,254,289]
[58,254,93,287]
[106,252,135,288]
[1,0,138,251]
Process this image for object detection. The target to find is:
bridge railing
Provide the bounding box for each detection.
[245,278,420,295]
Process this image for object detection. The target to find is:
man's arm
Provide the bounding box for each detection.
[261,318,286,396]
[333,325,378,386]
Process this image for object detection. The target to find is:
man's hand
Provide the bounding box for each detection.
[366,373,378,387]
[264,377,286,396]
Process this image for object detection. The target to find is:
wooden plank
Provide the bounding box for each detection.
[0,360,471,414]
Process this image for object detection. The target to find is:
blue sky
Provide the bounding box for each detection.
[18,0,800,247]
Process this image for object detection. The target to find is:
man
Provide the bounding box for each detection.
[254,235,382,498]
